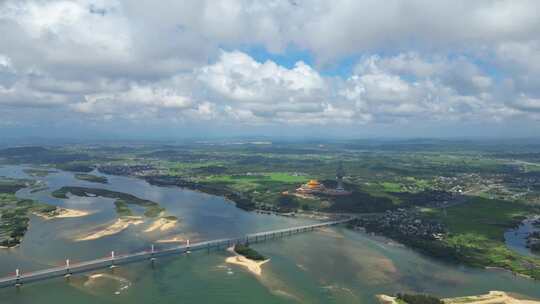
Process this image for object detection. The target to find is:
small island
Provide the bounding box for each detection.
[24,168,56,177]
[233,243,267,261]
[74,173,108,184]
[226,243,269,276]
[52,186,165,218]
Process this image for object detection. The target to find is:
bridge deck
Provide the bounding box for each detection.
[0,218,353,288]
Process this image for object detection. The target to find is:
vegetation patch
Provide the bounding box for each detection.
[396,293,443,304]
[52,186,165,218]
[23,168,56,177]
[234,243,266,261]
[55,162,94,173]
[415,197,540,279]
[74,173,108,184]
[0,178,57,247]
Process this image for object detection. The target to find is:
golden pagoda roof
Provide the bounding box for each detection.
[307,179,321,187]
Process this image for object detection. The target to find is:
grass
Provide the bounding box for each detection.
[436,197,528,240]
[203,173,309,207]
[381,182,402,192]
[114,200,133,217]
[428,197,540,278]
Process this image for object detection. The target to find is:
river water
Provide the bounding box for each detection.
[0,165,539,304]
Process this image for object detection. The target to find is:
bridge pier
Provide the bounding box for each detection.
[110,251,117,269]
[14,269,21,288]
[185,240,191,254]
[150,245,157,263]
[65,259,72,278]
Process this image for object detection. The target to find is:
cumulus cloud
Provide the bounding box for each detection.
[340,53,520,124]
[0,0,540,135]
[199,51,325,103]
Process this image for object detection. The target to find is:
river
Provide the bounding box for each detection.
[0,165,539,304]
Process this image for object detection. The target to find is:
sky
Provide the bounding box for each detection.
[1,0,540,140]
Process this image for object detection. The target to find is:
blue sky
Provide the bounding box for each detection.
[1,0,540,139]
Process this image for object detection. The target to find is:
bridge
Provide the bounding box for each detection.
[0,217,354,288]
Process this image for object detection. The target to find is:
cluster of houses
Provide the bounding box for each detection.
[98,164,159,176]
[355,208,446,241]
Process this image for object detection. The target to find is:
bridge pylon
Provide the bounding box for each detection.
[150,245,157,263]
[110,251,117,269]
[14,269,21,288]
[65,259,72,278]
[185,239,191,254]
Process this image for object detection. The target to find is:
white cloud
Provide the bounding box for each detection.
[198,51,325,103]
[73,84,195,119]
[340,53,519,124]
[0,1,540,135]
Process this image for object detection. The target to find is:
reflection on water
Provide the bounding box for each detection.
[505,217,540,258]
[0,165,539,304]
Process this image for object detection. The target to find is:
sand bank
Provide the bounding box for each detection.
[76,217,143,241]
[225,246,269,276]
[377,291,540,304]
[443,291,540,304]
[376,294,399,304]
[144,217,178,233]
[56,208,90,218]
[34,208,91,220]
[83,273,131,295]
[156,236,185,243]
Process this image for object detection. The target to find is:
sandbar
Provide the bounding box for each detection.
[34,208,91,220]
[376,291,540,304]
[156,236,186,243]
[144,217,178,233]
[443,291,540,304]
[76,217,143,241]
[225,246,269,276]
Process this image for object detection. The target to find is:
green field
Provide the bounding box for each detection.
[425,198,540,279]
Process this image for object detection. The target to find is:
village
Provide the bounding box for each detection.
[352,208,446,241]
